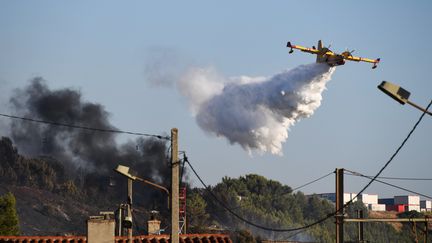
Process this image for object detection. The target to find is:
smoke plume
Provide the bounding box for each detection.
[7,77,170,186]
[179,63,335,154]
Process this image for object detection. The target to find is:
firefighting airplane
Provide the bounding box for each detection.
[287,40,380,69]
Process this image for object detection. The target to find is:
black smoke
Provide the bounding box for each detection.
[7,77,173,209]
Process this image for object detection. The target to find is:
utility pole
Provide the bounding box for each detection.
[357,210,364,243]
[171,128,179,243]
[127,178,133,242]
[335,168,344,243]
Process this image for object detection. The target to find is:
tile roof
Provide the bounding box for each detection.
[0,234,232,243]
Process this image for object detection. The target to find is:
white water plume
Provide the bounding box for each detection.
[179,63,335,155]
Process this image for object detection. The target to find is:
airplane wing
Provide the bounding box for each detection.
[344,55,380,69]
[287,42,320,54]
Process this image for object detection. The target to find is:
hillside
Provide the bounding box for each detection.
[0,185,97,235]
[1,136,431,242]
[0,136,169,235]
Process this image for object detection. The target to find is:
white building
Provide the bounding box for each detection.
[401,205,420,212]
[343,193,357,204]
[357,193,386,211]
[359,194,378,205]
[316,193,357,204]
[368,204,386,211]
[420,200,431,212]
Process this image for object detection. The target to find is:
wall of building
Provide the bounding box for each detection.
[368,204,386,212]
[394,195,420,205]
[420,200,431,211]
[87,217,115,243]
[359,194,378,205]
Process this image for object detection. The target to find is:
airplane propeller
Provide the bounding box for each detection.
[346,49,355,56]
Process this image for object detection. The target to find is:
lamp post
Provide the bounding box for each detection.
[114,165,170,240]
[378,81,431,116]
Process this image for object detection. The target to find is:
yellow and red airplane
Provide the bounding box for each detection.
[287,40,380,69]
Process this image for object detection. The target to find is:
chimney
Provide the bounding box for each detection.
[87,212,115,243]
[148,210,161,235]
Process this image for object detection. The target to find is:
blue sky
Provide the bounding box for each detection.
[1,1,431,198]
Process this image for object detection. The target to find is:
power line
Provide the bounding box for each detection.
[185,98,432,232]
[196,170,334,216]
[0,113,170,140]
[346,173,432,181]
[345,169,432,200]
[291,171,333,192]
[330,99,432,220]
[185,157,333,232]
[344,99,432,197]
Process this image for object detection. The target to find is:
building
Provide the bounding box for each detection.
[358,193,386,212]
[394,195,420,212]
[378,198,394,205]
[420,200,431,212]
[368,204,386,211]
[358,194,378,205]
[316,193,357,204]
[0,234,233,243]
[394,195,420,205]
[316,193,425,212]
[0,212,233,243]
[386,204,405,212]
[378,196,422,212]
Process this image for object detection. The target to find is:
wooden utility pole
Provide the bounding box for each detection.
[171,128,179,243]
[335,168,344,243]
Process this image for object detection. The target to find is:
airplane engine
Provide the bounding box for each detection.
[326,55,345,66]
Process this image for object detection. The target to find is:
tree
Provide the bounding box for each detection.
[0,192,20,235]
[186,190,209,232]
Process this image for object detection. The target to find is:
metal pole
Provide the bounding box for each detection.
[127,178,133,242]
[357,210,364,243]
[171,128,179,243]
[335,168,344,243]
[407,100,432,116]
[118,205,123,236]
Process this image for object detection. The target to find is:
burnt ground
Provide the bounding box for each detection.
[0,184,99,236]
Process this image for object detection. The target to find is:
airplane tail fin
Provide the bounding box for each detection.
[316,40,325,63]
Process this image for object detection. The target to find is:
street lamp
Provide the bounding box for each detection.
[378,81,432,116]
[114,164,170,238]
[114,165,135,240]
[114,165,170,198]
[115,165,137,180]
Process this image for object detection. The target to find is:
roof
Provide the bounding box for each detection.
[0,234,232,243]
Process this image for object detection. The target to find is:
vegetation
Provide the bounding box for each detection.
[1,136,431,241]
[0,192,20,235]
[187,174,431,243]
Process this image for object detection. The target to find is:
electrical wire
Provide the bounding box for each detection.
[347,174,432,181]
[203,171,334,213]
[340,99,432,202]
[185,157,334,232]
[184,98,432,232]
[291,171,334,192]
[344,169,432,200]
[0,113,170,140]
[178,152,187,187]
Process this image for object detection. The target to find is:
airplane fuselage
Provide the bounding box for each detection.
[317,53,345,66]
